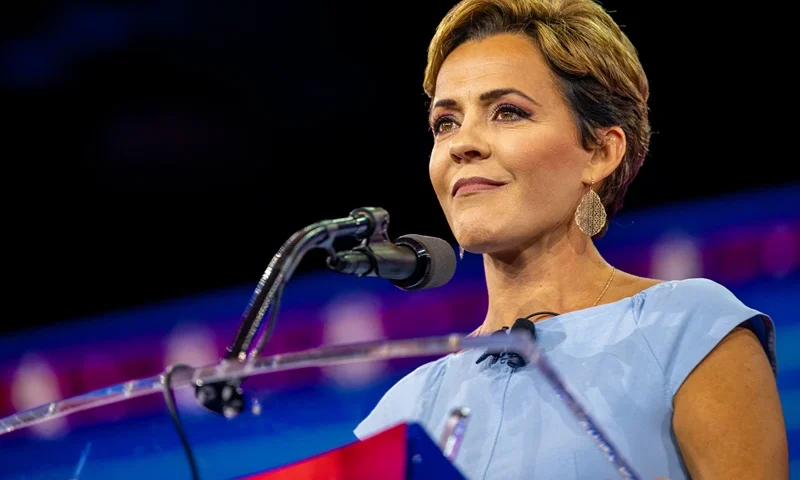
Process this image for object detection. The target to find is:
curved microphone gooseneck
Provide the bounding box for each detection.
[192,207,383,418]
[192,207,457,418]
[163,207,456,480]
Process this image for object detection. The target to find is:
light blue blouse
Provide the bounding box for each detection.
[354,278,777,479]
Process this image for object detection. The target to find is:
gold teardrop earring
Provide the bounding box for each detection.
[575,178,607,237]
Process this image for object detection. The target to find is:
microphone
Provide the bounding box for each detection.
[476,317,538,368]
[326,234,457,291]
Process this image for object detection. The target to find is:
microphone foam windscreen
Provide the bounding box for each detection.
[396,234,457,290]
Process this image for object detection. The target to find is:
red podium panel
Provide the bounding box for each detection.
[240,423,408,480]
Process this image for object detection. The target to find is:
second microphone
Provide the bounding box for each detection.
[326,234,456,291]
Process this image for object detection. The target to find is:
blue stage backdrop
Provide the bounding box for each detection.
[1,184,798,479]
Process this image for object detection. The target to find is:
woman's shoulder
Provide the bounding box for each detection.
[631,276,758,316]
[623,276,777,390]
[627,276,771,342]
[609,273,739,306]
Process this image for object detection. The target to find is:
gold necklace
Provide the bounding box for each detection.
[593,266,616,307]
[475,266,617,336]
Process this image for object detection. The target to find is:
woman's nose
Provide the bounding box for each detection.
[449,123,491,163]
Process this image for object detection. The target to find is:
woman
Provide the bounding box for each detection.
[354,0,788,478]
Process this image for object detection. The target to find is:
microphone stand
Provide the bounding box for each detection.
[194,207,391,417]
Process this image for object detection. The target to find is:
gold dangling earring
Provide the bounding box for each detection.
[575,179,607,237]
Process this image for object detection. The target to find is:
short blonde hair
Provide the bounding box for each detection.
[424,0,651,237]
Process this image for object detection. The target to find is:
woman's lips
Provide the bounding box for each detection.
[452,176,507,197]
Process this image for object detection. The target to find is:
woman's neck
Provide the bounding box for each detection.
[480,231,614,333]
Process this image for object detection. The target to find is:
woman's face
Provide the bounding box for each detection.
[428,33,594,255]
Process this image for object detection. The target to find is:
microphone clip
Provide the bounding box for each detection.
[349,206,392,253]
[325,208,395,278]
[475,317,541,369]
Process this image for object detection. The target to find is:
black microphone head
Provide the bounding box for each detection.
[511,318,536,340]
[391,234,456,291]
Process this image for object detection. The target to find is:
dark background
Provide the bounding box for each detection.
[2,1,795,333]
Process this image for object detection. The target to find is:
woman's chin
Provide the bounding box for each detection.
[455,228,533,257]
[457,236,506,256]
[450,213,531,254]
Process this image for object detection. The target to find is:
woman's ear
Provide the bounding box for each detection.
[581,126,626,185]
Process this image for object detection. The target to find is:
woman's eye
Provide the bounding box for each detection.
[497,110,517,120]
[433,117,457,135]
[494,104,530,121]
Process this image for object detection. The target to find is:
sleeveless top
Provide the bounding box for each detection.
[353,278,777,479]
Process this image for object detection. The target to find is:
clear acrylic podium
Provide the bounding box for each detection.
[0,332,642,480]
